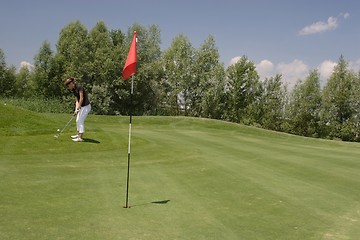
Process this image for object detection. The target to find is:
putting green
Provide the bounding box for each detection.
[1,103,360,239]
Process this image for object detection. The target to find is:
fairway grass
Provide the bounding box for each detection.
[1,103,360,239]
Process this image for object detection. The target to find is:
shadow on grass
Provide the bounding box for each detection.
[126,199,170,208]
[83,138,100,144]
[152,200,170,204]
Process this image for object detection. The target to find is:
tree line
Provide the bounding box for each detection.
[1,21,359,142]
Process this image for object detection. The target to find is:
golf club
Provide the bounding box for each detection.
[54,115,74,139]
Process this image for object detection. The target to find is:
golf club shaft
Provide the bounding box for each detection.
[56,115,74,137]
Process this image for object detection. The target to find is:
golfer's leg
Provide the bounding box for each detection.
[76,112,80,134]
[77,105,90,138]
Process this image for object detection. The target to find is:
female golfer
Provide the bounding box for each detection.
[64,77,91,142]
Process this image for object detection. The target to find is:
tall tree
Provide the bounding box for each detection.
[192,35,223,117]
[0,49,16,97]
[321,55,355,140]
[88,21,112,85]
[162,35,194,115]
[0,49,8,96]
[259,74,287,131]
[87,21,113,114]
[15,65,34,97]
[288,70,321,137]
[350,71,360,141]
[107,29,126,114]
[57,20,90,80]
[225,56,260,124]
[200,64,227,120]
[33,41,61,97]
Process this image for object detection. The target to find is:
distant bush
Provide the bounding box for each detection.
[0,97,72,113]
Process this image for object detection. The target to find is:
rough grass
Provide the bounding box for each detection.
[1,102,360,239]
[0,97,71,114]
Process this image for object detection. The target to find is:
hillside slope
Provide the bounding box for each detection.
[0,102,57,136]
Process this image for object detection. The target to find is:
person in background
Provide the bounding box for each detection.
[64,77,91,142]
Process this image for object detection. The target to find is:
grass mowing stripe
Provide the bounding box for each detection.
[140,124,360,238]
[131,127,324,238]
[1,108,360,239]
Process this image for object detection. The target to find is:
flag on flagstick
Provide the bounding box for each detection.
[123,31,137,208]
[122,31,137,80]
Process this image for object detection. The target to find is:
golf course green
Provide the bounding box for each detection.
[1,102,360,239]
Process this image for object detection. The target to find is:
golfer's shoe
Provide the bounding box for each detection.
[72,137,84,142]
[71,135,78,139]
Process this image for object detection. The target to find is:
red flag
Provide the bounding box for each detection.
[122,31,137,80]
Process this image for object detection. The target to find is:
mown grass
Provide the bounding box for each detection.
[1,101,360,239]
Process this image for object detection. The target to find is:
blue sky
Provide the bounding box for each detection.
[1,0,359,87]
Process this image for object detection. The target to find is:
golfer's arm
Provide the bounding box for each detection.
[77,91,84,109]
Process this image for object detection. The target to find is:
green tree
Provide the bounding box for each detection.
[0,49,16,97]
[200,64,227,119]
[350,71,360,141]
[225,56,260,124]
[0,49,8,96]
[162,35,194,115]
[258,74,287,131]
[15,65,34,97]
[87,21,114,114]
[33,41,63,97]
[89,26,128,114]
[288,70,321,137]
[57,20,91,80]
[192,35,223,117]
[321,56,355,140]
[104,28,125,115]
[88,21,113,86]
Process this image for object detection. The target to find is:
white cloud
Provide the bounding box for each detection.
[228,55,360,91]
[20,61,34,70]
[317,60,337,80]
[299,16,338,36]
[299,13,350,36]
[256,59,275,79]
[317,58,360,81]
[341,12,350,19]
[230,57,277,80]
[229,56,241,65]
[276,59,309,88]
[229,57,309,88]
[349,58,360,72]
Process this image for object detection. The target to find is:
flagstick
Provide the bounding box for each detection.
[125,75,134,208]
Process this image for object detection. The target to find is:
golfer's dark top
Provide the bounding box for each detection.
[72,84,90,107]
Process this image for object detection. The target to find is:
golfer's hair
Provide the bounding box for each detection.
[64,77,75,85]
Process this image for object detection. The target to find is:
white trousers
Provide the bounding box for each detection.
[76,104,91,133]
